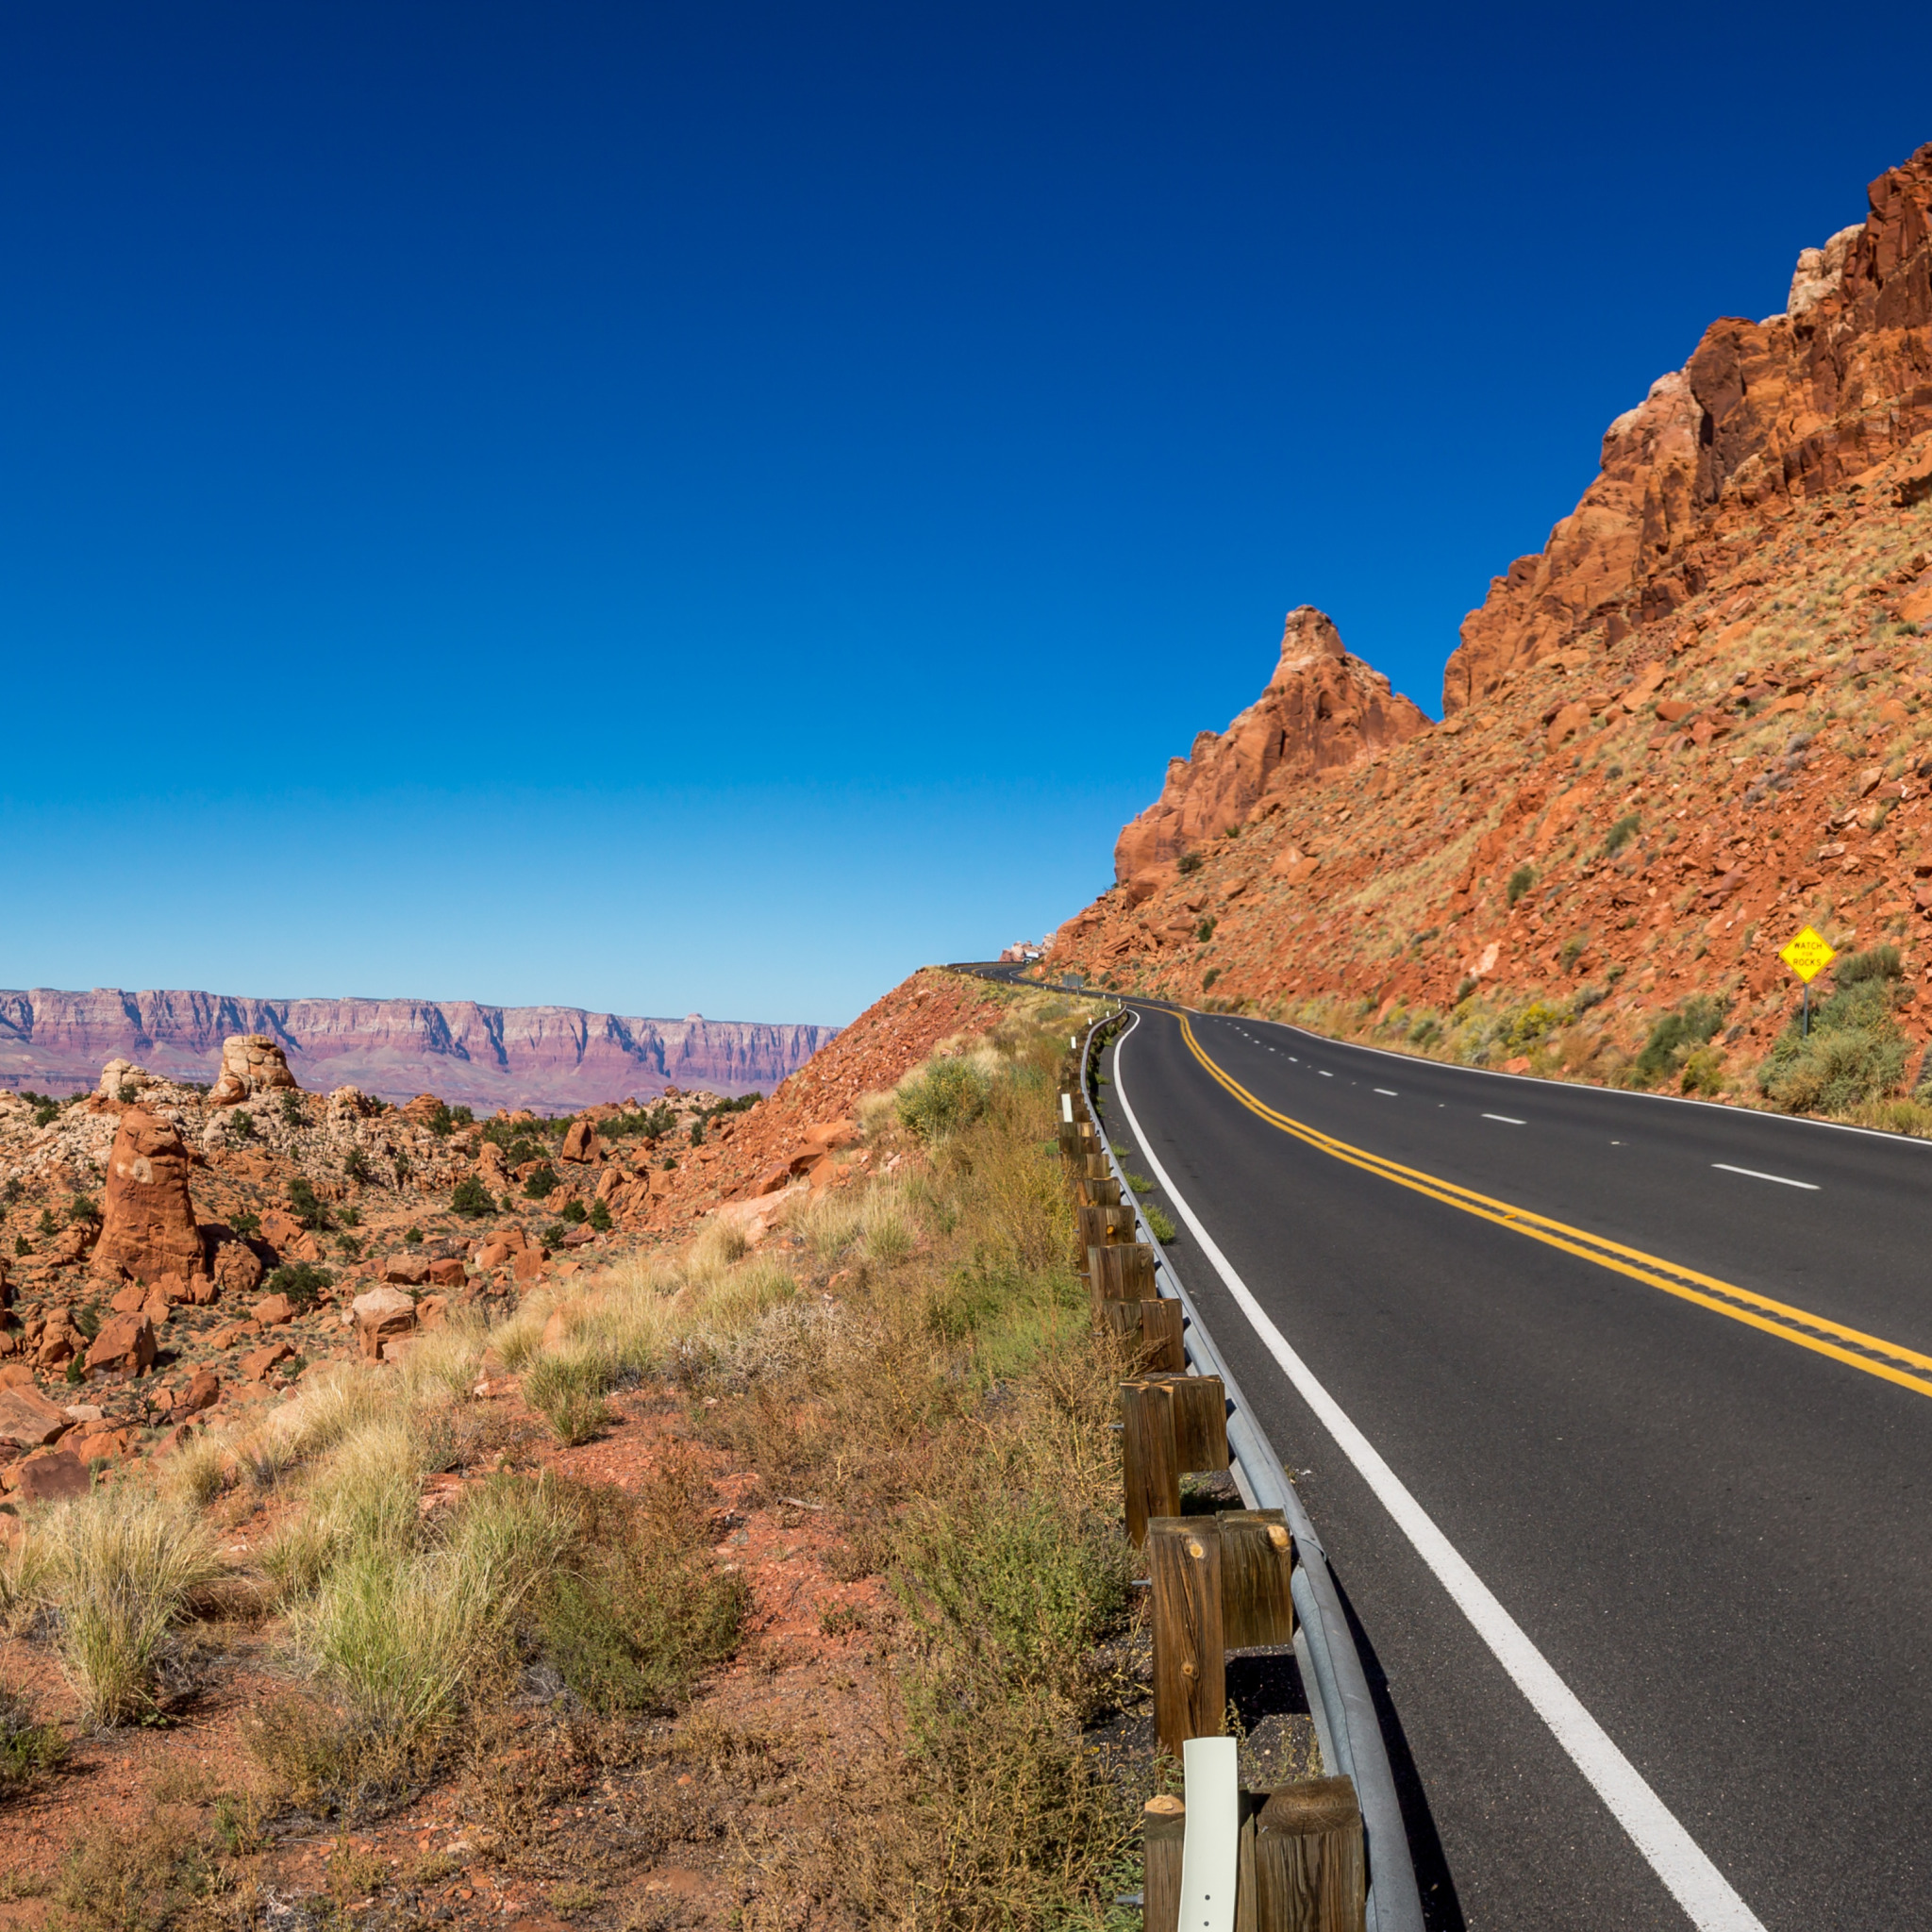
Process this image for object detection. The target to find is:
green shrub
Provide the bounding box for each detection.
[1633,996,1724,1088]
[897,1058,991,1143]
[1604,813,1641,856]
[35,1208,58,1239]
[264,1261,335,1307]
[1144,1206,1177,1242]
[280,1091,306,1125]
[450,1176,494,1220]
[1202,968,1221,991]
[0,1683,67,1797]
[403,1225,423,1245]
[1507,865,1535,908]
[1758,956,1909,1115]
[523,1162,561,1199]
[1196,918,1216,943]
[588,1198,613,1234]
[524,1351,615,1445]
[558,1198,587,1225]
[1503,1000,1567,1053]
[1176,853,1203,875]
[230,1209,261,1237]
[341,1149,373,1186]
[286,1177,329,1231]
[67,1194,101,1225]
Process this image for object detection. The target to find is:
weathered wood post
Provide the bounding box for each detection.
[1121,1378,1182,1543]
[1219,1510,1296,1650]
[1252,1777,1365,1932]
[1142,1793,1186,1932]
[1091,1239,1156,1300]
[1148,1515,1225,1754]
[1102,1297,1185,1371]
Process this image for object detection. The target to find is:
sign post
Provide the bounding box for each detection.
[1778,925,1836,1036]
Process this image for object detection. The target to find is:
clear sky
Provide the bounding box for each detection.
[3,3,1927,1024]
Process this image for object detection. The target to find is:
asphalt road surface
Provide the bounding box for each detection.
[1080,994,1932,1932]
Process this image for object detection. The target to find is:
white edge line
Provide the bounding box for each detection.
[1711,1163,1819,1191]
[1202,1008,1932,1151]
[1111,1021,1768,1932]
[1482,1113,1526,1124]
[1374,1089,1399,1097]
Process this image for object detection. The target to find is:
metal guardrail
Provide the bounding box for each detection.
[1078,1003,1426,1932]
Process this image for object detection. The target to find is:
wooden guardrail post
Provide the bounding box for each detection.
[1102,1296,1185,1371]
[1148,1516,1224,1754]
[1253,1777,1365,1932]
[1219,1510,1296,1650]
[1122,1378,1182,1542]
[1142,1793,1186,1932]
[1091,1239,1155,1300]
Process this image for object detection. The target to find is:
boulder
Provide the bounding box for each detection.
[180,1367,221,1415]
[327,1085,379,1122]
[477,1141,510,1188]
[86,1312,157,1380]
[240,1341,293,1383]
[97,1058,154,1099]
[110,1282,148,1316]
[259,1208,306,1252]
[383,1256,431,1288]
[426,1256,467,1288]
[511,1246,548,1285]
[560,1119,603,1164]
[12,1448,89,1504]
[32,1313,79,1371]
[92,1109,206,1286]
[251,1293,297,1327]
[352,1285,417,1361]
[475,1241,511,1271]
[210,1241,262,1296]
[402,1093,444,1126]
[417,1294,447,1331]
[0,1382,71,1452]
[208,1034,300,1108]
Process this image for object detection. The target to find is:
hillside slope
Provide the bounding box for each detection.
[1049,142,1932,1114]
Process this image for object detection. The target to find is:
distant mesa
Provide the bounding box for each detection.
[0,989,837,1111]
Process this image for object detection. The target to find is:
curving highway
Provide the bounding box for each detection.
[1074,992,1932,1932]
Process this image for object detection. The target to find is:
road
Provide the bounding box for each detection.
[1076,992,1932,1930]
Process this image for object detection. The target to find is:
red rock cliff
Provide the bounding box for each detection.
[1113,607,1428,894]
[0,990,837,1111]
[1444,142,1932,711]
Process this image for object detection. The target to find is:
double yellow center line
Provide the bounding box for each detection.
[1179,1014,1932,1402]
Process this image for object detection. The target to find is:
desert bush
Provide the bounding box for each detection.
[263,1259,334,1307]
[1506,864,1535,907]
[1632,995,1725,1089]
[897,1057,991,1143]
[450,1174,494,1219]
[34,1487,220,1724]
[0,1681,66,1799]
[1176,852,1202,874]
[51,1803,215,1932]
[1758,955,1909,1115]
[286,1176,328,1230]
[524,1346,615,1445]
[1604,812,1641,856]
[523,1161,561,1199]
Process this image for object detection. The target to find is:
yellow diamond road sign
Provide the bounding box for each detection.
[1780,925,1836,983]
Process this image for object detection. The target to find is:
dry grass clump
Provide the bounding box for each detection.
[28,1485,220,1724]
[0,1681,67,1799]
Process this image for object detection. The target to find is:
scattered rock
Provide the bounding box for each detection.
[383,1255,431,1288]
[352,1285,418,1361]
[92,1109,207,1286]
[251,1293,297,1326]
[0,1382,72,1452]
[208,1034,300,1108]
[240,1341,294,1382]
[85,1312,157,1380]
[12,1448,89,1503]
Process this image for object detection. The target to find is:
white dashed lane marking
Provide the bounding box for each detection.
[1712,1163,1819,1191]
[1482,1113,1526,1125]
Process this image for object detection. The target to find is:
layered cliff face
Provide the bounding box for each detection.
[1444,143,1932,711]
[1048,144,1932,1106]
[0,989,837,1109]
[1113,607,1429,897]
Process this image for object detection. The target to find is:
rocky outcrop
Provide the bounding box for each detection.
[1113,608,1428,893]
[208,1034,300,1107]
[92,1110,206,1287]
[1444,143,1932,711]
[0,990,838,1110]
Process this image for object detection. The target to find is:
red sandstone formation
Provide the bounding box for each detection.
[1445,143,1932,712]
[1114,608,1428,896]
[92,1109,206,1287]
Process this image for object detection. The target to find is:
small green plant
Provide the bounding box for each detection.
[1124,1173,1155,1195]
[341,1149,373,1186]
[67,1193,101,1225]
[589,1198,613,1234]
[558,1197,587,1225]
[523,1161,561,1199]
[1176,853,1203,874]
[897,1058,991,1143]
[339,1204,361,1228]
[35,1208,58,1239]
[1145,1206,1177,1242]
[1202,968,1221,991]
[12,1236,27,1257]
[280,1090,306,1125]
[225,1108,257,1142]
[0,1684,68,1797]
[286,1177,329,1231]
[1559,932,1590,972]
[1633,996,1725,1089]
[264,1261,335,1307]
[1604,813,1641,856]
[336,1234,364,1261]
[2,1176,20,1205]
[230,1209,261,1237]
[33,1103,58,1128]
[451,1175,494,1219]
[1507,865,1535,907]
[426,1102,456,1139]
[524,1352,615,1446]
[1196,918,1217,943]
[403,1224,424,1245]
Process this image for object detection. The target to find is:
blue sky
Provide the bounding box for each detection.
[3,3,1927,1024]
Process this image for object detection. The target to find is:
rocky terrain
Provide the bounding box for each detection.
[1050,142,1932,1119]
[0,973,999,1507]
[0,991,837,1112]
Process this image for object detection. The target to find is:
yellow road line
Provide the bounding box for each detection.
[1176,1014,1932,1401]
